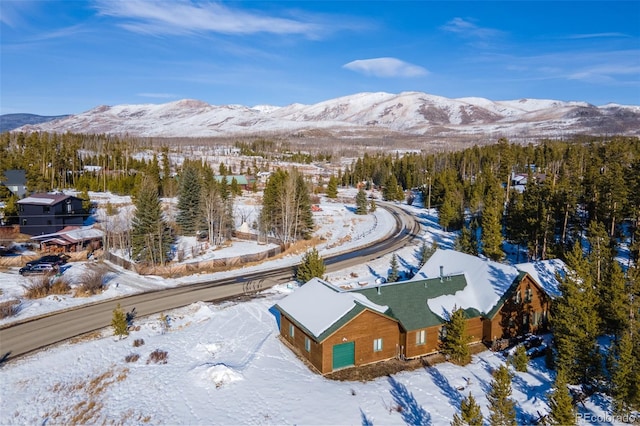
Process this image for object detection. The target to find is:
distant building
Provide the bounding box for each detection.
[30,225,104,253]
[1,169,27,198]
[213,175,251,190]
[17,193,86,235]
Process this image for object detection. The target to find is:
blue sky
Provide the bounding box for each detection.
[1,1,639,115]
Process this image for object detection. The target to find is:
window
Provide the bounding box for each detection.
[514,290,522,304]
[416,330,426,346]
[43,206,50,214]
[305,337,311,352]
[533,312,541,326]
[373,338,383,352]
[288,324,294,338]
[525,287,533,303]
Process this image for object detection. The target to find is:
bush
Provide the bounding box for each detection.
[147,349,168,364]
[0,300,20,319]
[75,267,107,297]
[23,275,52,299]
[125,353,140,363]
[50,278,71,295]
[133,338,145,347]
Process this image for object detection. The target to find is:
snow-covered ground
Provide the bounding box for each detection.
[0,191,400,324]
[0,192,617,425]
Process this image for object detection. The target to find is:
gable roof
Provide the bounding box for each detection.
[30,225,104,244]
[354,274,481,330]
[275,278,389,341]
[515,258,566,298]
[414,249,522,317]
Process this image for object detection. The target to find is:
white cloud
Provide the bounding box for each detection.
[93,0,328,38]
[343,57,428,78]
[440,17,504,44]
[568,32,629,39]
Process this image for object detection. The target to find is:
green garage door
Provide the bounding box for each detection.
[332,341,355,370]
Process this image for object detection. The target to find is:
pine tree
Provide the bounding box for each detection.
[369,199,377,213]
[551,242,601,384]
[451,392,483,426]
[440,307,471,365]
[296,248,326,283]
[610,326,640,414]
[481,186,504,261]
[456,224,477,256]
[601,261,629,337]
[419,240,437,268]
[111,303,128,340]
[131,176,174,265]
[487,364,517,426]
[547,370,576,425]
[511,345,528,373]
[355,187,368,215]
[326,175,338,199]
[387,254,400,283]
[176,162,202,236]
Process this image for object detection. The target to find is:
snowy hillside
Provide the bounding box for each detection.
[15,92,640,139]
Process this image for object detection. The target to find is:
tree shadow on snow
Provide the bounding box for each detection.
[367,265,383,281]
[360,408,374,426]
[425,366,462,408]
[388,375,432,425]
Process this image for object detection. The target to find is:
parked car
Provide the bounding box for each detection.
[26,254,68,267]
[19,263,58,275]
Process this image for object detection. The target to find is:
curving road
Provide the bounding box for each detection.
[0,203,420,362]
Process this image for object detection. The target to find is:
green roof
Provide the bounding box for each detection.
[353,275,483,330]
[214,175,249,185]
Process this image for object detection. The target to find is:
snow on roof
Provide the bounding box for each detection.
[515,258,566,298]
[31,226,104,243]
[418,249,521,316]
[276,278,387,339]
[17,192,71,205]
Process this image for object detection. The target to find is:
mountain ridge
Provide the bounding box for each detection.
[10,91,640,140]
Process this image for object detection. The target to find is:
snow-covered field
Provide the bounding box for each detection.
[0,194,616,425]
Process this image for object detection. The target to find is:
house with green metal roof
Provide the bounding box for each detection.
[274,250,562,374]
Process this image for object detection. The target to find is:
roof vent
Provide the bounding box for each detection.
[377,286,381,295]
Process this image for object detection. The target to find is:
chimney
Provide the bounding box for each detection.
[377,286,381,295]
[439,265,444,282]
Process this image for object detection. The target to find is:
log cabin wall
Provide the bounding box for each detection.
[320,310,400,373]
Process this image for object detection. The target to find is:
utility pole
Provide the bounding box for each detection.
[427,176,431,211]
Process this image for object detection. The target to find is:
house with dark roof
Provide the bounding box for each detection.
[1,169,27,198]
[275,249,564,374]
[17,193,86,235]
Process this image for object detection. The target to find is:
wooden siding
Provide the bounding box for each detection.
[404,325,441,358]
[484,274,551,341]
[279,314,324,373]
[320,310,400,373]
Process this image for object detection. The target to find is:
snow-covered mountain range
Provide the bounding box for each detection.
[14,92,640,139]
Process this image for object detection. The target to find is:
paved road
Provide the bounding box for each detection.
[0,203,420,362]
